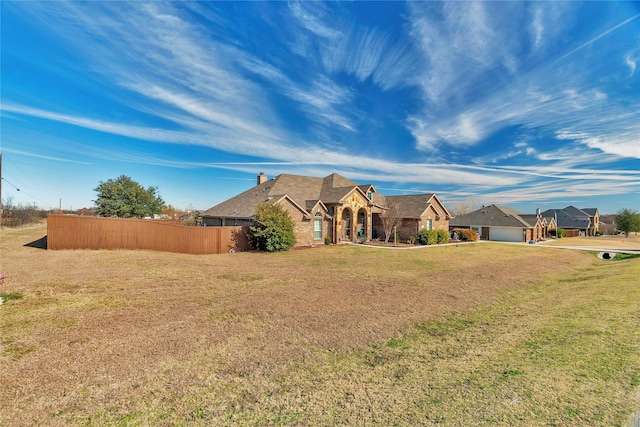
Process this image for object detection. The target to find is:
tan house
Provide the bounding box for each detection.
[449,204,552,242]
[203,172,451,246]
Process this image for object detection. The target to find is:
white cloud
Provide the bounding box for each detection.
[288,1,341,39]
[625,54,637,76]
[531,7,544,48]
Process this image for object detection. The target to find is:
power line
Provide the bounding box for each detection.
[1,154,59,207]
[1,177,56,207]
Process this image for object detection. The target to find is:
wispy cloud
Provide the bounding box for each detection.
[406,4,640,160]
[288,1,420,91]
[2,148,92,165]
[3,1,638,210]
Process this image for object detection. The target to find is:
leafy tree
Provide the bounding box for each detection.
[94,175,164,219]
[615,208,640,237]
[249,202,296,252]
[162,204,179,219]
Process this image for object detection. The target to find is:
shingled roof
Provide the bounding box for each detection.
[540,207,592,230]
[385,194,440,219]
[450,204,535,228]
[203,173,368,219]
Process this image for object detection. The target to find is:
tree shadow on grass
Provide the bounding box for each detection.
[24,235,47,250]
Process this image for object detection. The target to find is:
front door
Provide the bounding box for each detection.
[481,227,490,240]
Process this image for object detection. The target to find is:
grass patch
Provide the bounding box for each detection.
[615,253,640,260]
[0,292,23,303]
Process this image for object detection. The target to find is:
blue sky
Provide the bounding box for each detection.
[1,1,639,214]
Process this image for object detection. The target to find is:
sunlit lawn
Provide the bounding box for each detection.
[1,223,639,426]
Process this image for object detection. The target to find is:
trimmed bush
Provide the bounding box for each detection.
[417,229,450,245]
[453,228,479,242]
[436,229,450,244]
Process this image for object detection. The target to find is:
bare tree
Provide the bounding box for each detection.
[380,199,402,243]
[449,198,479,216]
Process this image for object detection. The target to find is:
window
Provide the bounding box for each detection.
[367,191,372,200]
[314,219,322,239]
[426,219,432,230]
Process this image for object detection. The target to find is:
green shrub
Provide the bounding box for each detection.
[550,228,567,238]
[436,229,450,244]
[417,229,450,245]
[324,235,332,245]
[249,202,296,252]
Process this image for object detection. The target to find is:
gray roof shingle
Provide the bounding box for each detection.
[203,173,448,220]
[450,204,534,228]
[204,173,363,219]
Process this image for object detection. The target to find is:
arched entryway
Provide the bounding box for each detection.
[357,208,368,241]
[341,208,352,242]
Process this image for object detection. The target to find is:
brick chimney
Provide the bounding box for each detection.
[257,172,267,185]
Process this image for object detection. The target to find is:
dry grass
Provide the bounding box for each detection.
[1,223,638,426]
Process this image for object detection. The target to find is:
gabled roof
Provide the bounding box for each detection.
[582,208,599,216]
[450,204,535,228]
[321,186,359,204]
[385,193,438,219]
[358,184,376,194]
[322,173,358,190]
[519,214,543,227]
[563,205,590,219]
[540,207,592,230]
[204,173,369,219]
[203,172,450,222]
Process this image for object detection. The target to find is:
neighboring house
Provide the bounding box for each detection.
[541,206,600,236]
[449,204,549,242]
[598,214,617,235]
[202,172,451,245]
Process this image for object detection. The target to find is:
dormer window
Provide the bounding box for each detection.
[367,191,372,200]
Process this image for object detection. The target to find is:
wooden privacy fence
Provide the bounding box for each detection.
[47,214,250,254]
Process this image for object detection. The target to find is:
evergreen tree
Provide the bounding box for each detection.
[249,202,296,252]
[615,208,640,237]
[94,175,164,218]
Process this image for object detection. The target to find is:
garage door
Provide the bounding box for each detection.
[489,227,523,242]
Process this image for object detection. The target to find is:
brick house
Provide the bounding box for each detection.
[202,172,451,246]
[541,206,600,236]
[449,204,550,242]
